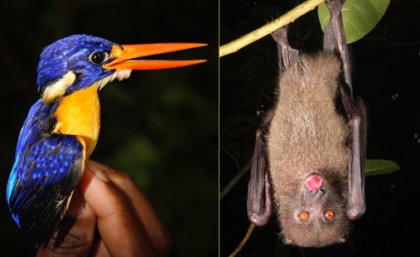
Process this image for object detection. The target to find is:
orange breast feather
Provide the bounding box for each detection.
[53,84,101,157]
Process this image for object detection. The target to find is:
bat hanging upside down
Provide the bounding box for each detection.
[247,0,366,247]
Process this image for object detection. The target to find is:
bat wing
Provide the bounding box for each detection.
[323,0,366,220]
[6,134,84,246]
[247,27,300,226]
[247,129,272,226]
[346,98,366,219]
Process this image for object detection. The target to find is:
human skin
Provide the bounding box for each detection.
[37,161,171,257]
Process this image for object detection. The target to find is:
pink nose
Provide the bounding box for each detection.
[305,174,323,192]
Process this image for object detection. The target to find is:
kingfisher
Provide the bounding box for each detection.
[6,34,205,245]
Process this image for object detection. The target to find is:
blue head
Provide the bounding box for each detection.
[37,34,116,100]
[35,34,205,103]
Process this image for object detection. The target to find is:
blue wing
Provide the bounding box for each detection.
[13,99,54,156]
[6,100,85,245]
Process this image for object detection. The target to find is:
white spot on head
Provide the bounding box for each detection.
[42,71,76,103]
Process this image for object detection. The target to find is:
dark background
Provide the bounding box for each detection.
[0,0,217,256]
[221,0,420,256]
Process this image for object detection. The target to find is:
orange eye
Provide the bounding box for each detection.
[324,209,335,220]
[298,211,309,222]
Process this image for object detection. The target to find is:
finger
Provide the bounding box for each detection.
[90,240,111,257]
[37,189,96,257]
[89,161,172,256]
[80,162,154,257]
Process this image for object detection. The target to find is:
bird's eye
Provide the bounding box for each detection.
[89,51,109,65]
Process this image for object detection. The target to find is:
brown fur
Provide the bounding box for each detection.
[267,53,350,247]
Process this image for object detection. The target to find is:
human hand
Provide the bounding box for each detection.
[37,161,171,257]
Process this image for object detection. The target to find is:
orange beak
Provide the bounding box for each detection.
[104,43,207,71]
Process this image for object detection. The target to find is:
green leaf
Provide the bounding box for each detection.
[366,159,400,176]
[318,0,390,44]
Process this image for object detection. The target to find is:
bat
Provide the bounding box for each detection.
[247,0,366,247]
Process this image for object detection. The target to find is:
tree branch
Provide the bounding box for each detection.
[220,0,326,57]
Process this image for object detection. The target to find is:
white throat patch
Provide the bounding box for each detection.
[41,69,132,103]
[98,69,132,90]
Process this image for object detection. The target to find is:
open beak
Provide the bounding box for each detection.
[104,43,207,71]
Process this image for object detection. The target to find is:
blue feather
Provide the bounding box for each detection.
[37,34,114,96]
[6,34,119,245]
[7,98,84,237]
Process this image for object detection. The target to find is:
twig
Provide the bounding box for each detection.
[228,224,256,257]
[221,144,242,172]
[220,0,326,57]
[220,159,251,199]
